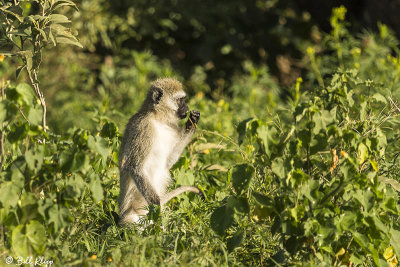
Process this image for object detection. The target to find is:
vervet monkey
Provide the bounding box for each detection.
[119,78,201,225]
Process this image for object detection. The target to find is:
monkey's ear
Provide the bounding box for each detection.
[152,87,163,104]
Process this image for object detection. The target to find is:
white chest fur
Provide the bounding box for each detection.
[142,119,179,195]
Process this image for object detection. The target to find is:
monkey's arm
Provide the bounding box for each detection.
[167,110,200,168]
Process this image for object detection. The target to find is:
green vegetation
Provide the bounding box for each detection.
[1,1,400,266]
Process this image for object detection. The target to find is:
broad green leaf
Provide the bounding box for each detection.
[174,168,195,185]
[59,150,90,173]
[237,118,252,145]
[372,93,386,104]
[101,121,118,138]
[49,14,70,24]
[379,176,400,192]
[25,146,44,174]
[87,135,109,162]
[310,133,328,155]
[0,182,20,209]
[27,104,43,125]
[72,152,90,173]
[257,124,279,157]
[336,211,357,233]
[48,206,71,232]
[227,231,243,252]
[312,108,336,134]
[300,179,319,203]
[390,229,400,259]
[252,192,270,206]
[89,174,104,203]
[210,205,234,236]
[271,158,286,179]
[26,220,46,253]
[11,225,29,257]
[370,157,378,172]
[353,189,374,211]
[357,143,368,164]
[0,101,7,123]
[55,36,83,48]
[52,0,79,11]
[15,83,35,107]
[231,164,254,195]
[227,196,250,214]
[7,123,29,143]
[16,65,26,78]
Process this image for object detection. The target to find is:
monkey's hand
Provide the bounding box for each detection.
[185,110,200,132]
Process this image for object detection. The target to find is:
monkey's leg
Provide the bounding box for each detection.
[161,185,204,206]
[127,167,161,206]
[119,171,159,225]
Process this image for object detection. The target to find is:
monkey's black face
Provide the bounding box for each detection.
[177,97,189,119]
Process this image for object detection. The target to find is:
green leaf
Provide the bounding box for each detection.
[174,168,195,185]
[231,164,254,195]
[48,205,71,232]
[312,108,336,134]
[353,189,374,212]
[336,211,357,233]
[25,146,44,174]
[100,121,118,138]
[211,205,234,236]
[89,174,104,203]
[16,65,26,78]
[237,118,255,145]
[49,14,71,24]
[11,225,29,257]
[25,220,46,253]
[8,123,29,143]
[379,176,400,192]
[357,143,368,164]
[52,0,79,11]
[16,83,35,107]
[59,150,90,173]
[372,93,386,104]
[257,124,279,157]
[0,181,20,209]
[87,135,109,162]
[55,36,83,48]
[27,104,43,125]
[0,101,7,124]
[252,192,270,206]
[271,158,286,179]
[227,196,250,214]
[390,229,400,259]
[370,157,378,172]
[227,231,244,252]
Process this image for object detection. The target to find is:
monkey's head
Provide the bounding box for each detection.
[146,78,189,121]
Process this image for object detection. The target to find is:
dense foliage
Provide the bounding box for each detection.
[1,1,400,266]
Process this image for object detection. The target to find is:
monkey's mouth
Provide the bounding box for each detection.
[177,105,189,119]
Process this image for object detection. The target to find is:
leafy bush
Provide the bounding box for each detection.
[211,7,400,266]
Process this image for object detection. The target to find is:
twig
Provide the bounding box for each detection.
[1,78,5,162]
[27,69,47,132]
[389,97,400,113]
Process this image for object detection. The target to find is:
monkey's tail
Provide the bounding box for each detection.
[162,186,204,205]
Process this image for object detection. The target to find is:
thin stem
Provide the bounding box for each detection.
[27,69,47,132]
[1,78,5,162]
